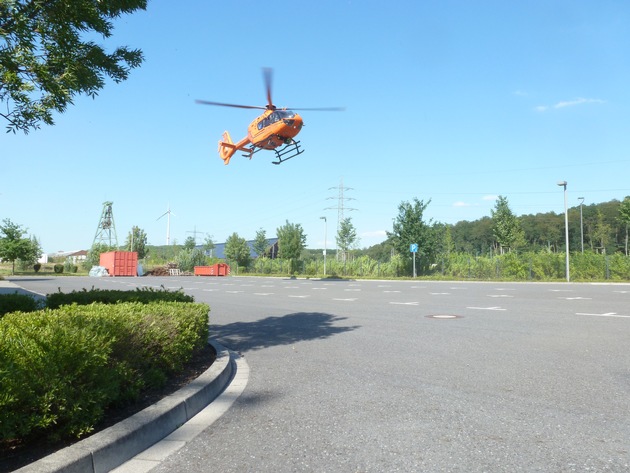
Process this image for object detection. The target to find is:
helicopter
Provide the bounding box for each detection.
[196,68,343,165]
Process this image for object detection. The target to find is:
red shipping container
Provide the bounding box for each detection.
[99,251,138,277]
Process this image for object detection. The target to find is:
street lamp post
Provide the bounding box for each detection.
[558,181,570,282]
[320,216,327,277]
[578,197,584,253]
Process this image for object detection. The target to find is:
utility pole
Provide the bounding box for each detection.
[186,227,206,246]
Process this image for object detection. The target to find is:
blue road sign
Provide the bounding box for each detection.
[410,243,418,253]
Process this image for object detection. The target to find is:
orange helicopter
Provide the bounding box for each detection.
[196,69,343,165]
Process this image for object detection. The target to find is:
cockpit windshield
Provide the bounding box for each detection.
[276,110,296,119]
[258,110,298,130]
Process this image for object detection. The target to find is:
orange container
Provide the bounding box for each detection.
[194,266,212,276]
[216,263,230,276]
[99,251,138,277]
[194,264,230,276]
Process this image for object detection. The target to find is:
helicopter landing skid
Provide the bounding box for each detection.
[272,140,303,165]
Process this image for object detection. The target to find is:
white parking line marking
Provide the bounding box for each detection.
[254,293,274,296]
[430,292,450,295]
[383,290,401,293]
[333,298,357,302]
[288,295,309,298]
[390,302,419,306]
[577,312,630,318]
[561,297,592,300]
[488,294,514,298]
[467,306,506,311]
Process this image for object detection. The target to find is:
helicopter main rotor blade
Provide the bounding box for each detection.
[263,67,274,109]
[195,99,266,110]
[289,106,346,111]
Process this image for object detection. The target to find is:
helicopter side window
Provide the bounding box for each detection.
[258,121,263,130]
[270,112,280,123]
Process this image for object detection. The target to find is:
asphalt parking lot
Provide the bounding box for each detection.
[6,276,630,472]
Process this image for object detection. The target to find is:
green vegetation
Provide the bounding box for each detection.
[0,219,42,275]
[2,197,628,281]
[46,286,194,309]
[0,293,43,317]
[1,0,147,133]
[0,288,209,445]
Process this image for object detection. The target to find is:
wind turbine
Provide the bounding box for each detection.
[157,205,175,245]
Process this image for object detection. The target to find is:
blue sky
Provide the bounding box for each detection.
[2,0,630,254]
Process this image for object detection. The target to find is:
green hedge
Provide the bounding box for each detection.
[0,293,43,318]
[46,286,194,309]
[0,301,209,443]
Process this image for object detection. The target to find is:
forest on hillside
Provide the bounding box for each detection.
[357,197,630,262]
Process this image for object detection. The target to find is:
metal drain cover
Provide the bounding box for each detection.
[426,314,462,319]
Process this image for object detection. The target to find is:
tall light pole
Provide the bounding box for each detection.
[558,181,570,282]
[320,216,327,277]
[578,197,584,253]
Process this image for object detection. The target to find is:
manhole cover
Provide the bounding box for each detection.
[425,314,462,319]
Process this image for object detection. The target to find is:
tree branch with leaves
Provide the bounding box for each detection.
[0,0,146,133]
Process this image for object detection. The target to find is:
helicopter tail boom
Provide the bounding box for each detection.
[218,131,251,165]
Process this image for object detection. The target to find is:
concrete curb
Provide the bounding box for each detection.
[16,340,234,473]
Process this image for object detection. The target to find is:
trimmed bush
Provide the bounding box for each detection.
[0,301,209,443]
[53,264,64,274]
[33,263,41,273]
[0,293,43,317]
[46,286,195,309]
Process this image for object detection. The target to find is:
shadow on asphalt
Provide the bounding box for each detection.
[213,312,360,352]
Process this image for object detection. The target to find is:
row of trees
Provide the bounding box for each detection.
[448,197,630,257]
[4,195,630,279]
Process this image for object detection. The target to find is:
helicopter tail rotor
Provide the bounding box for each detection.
[218,131,255,165]
[218,131,237,165]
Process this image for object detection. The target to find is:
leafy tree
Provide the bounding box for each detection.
[618,196,630,256]
[203,235,215,257]
[175,248,206,272]
[276,220,306,273]
[17,235,43,270]
[224,232,251,268]
[83,242,115,270]
[0,219,38,274]
[387,198,439,275]
[336,217,357,263]
[364,239,394,262]
[183,236,197,250]
[124,226,148,259]
[491,196,525,254]
[592,209,612,253]
[0,0,146,133]
[451,217,494,254]
[252,228,268,258]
